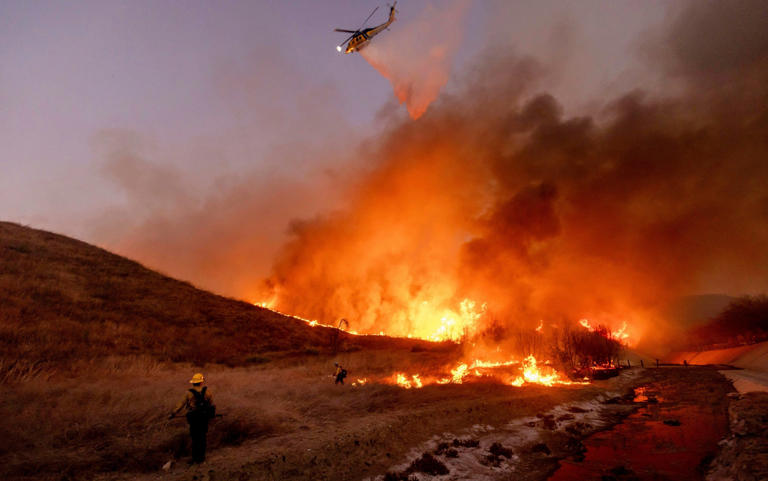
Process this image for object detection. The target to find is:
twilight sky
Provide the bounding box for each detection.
[2,0,676,295]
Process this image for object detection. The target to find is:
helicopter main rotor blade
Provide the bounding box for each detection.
[334,29,357,33]
[360,6,379,28]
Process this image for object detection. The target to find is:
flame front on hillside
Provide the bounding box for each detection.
[254,297,490,342]
[254,299,631,390]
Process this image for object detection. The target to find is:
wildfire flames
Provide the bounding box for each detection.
[249,4,768,360]
[351,378,368,387]
[255,298,494,342]
[254,298,632,391]
[389,355,587,390]
[257,299,634,348]
[579,318,631,343]
[394,373,423,389]
[508,355,587,387]
[251,297,635,391]
[259,293,627,389]
[99,1,768,367]
[239,2,768,396]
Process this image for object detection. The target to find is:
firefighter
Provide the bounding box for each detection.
[169,373,216,464]
[334,362,347,385]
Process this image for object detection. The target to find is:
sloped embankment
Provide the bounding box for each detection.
[0,221,437,373]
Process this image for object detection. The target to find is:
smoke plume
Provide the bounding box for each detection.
[88,46,357,297]
[261,0,768,351]
[360,0,470,119]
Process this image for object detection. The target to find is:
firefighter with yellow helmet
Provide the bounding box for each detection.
[169,373,216,463]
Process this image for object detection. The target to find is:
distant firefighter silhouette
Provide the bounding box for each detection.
[334,362,348,385]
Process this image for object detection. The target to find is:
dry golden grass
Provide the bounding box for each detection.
[0,350,618,481]
[0,221,440,376]
[0,349,469,480]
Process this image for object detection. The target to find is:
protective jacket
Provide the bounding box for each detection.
[172,386,214,417]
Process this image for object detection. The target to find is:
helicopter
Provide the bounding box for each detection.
[335,2,396,54]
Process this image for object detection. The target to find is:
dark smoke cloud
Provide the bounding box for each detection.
[262,0,768,350]
[656,0,768,81]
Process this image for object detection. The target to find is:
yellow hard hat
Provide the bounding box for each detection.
[189,373,205,384]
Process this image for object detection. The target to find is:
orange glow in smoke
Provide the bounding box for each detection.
[615,321,629,341]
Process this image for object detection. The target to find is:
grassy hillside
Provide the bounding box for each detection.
[0,221,435,377]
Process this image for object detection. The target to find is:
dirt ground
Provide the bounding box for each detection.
[1,361,745,481]
[106,376,628,481]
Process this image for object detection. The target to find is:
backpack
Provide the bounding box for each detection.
[186,386,215,422]
[340,368,347,379]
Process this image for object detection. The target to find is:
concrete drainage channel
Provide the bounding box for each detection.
[373,371,641,481]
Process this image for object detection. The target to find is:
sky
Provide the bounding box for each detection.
[1,1,669,233]
[9,0,748,307]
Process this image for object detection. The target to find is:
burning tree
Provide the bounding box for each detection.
[468,317,624,379]
[550,323,623,373]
